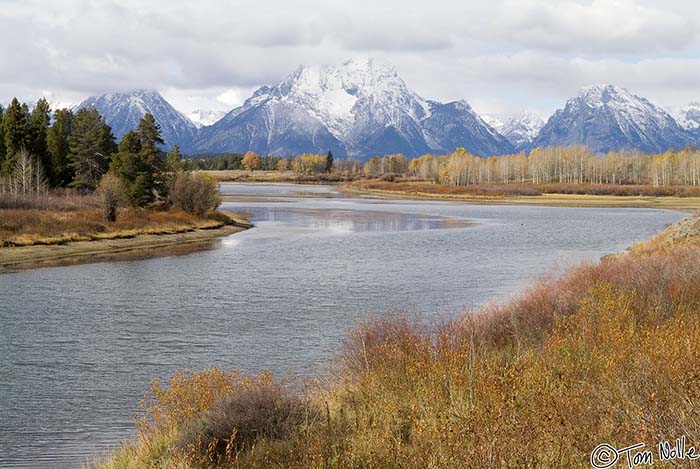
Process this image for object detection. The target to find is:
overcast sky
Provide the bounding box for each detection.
[1,0,699,117]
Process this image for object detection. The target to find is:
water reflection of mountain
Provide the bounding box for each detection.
[241,207,476,233]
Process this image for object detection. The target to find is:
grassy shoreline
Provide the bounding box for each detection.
[203,169,351,183]
[0,211,252,273]
[98,208,700,468]
[208,176,700,211]
[342,180,700,212]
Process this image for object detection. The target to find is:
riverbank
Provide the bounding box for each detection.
[98,208,700,468]
[203,169,351,183]
[343,180,700,212]
[0,211,252,273]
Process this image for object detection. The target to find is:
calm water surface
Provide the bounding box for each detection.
[0,183,685,467]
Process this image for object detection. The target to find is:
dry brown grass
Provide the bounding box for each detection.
[346,179,542,196]
[0,193,228,247]
[535,182,700,197]
[101,216,700,468]
[202,170,353,183]
[0,190,99,211]
[347,179,700,198]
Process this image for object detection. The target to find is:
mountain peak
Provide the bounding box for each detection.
[284,57,403,97]
[533,85,692,153]
[580,83,619,94]
[444,99,473,112]
[189,58,513,158]
[78,89,196,147]
[101,88,161,101]
[341,56,396,75]
[576,84,639,106]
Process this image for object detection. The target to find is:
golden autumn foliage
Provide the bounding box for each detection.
[241,151,261,171]
[229,145,700,189]
[410,145,700,186]
[362,153,408,177]
[102,218,700,468]
[291,153,327,174]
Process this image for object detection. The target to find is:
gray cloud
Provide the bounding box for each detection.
[498,0,698,54]
[1,0,699,117]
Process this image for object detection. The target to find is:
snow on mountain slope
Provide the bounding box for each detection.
[671,102,700,141]
[423,101,513,156]
[485,113,545,151]
[78,89,197,148]
[190,58,512,158]
[187,109,228,128]
[532,85,693,153]
[74,78,695,158]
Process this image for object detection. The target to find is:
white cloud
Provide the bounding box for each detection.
[216,90,245,107]
[1,0,699,117]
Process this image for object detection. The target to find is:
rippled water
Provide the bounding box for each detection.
[0,183,685,467]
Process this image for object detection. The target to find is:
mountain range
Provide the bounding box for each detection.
[73,59,700,159]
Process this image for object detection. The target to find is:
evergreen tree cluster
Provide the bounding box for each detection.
[0,97,181,207]
[189,153,285,171]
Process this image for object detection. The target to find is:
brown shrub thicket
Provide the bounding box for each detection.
[0,190,98,211]
[177,374,312,465]
[169,172,222,216]
[97,173,125,222]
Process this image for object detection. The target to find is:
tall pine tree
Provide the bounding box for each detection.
[47,108,74,186]
[30,98,52,183]
[110,115,166,206]
[166,144,188,172]
[68,108,117,190]
[2,98,31,176]
[325,150,334,173]
[117,130,142,154]
[137,113,164,150]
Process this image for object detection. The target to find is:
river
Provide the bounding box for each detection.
[0,183,685,467]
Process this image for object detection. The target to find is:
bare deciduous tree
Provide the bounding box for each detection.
[2,148,49,195]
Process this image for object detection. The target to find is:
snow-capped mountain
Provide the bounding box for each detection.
[187,109,228,128]
[189,58,513,158]
[672,102,700,141]
[485,113,545,151]
[77,89,197,149]
[532,85,693,153]
[421,101,513,157]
